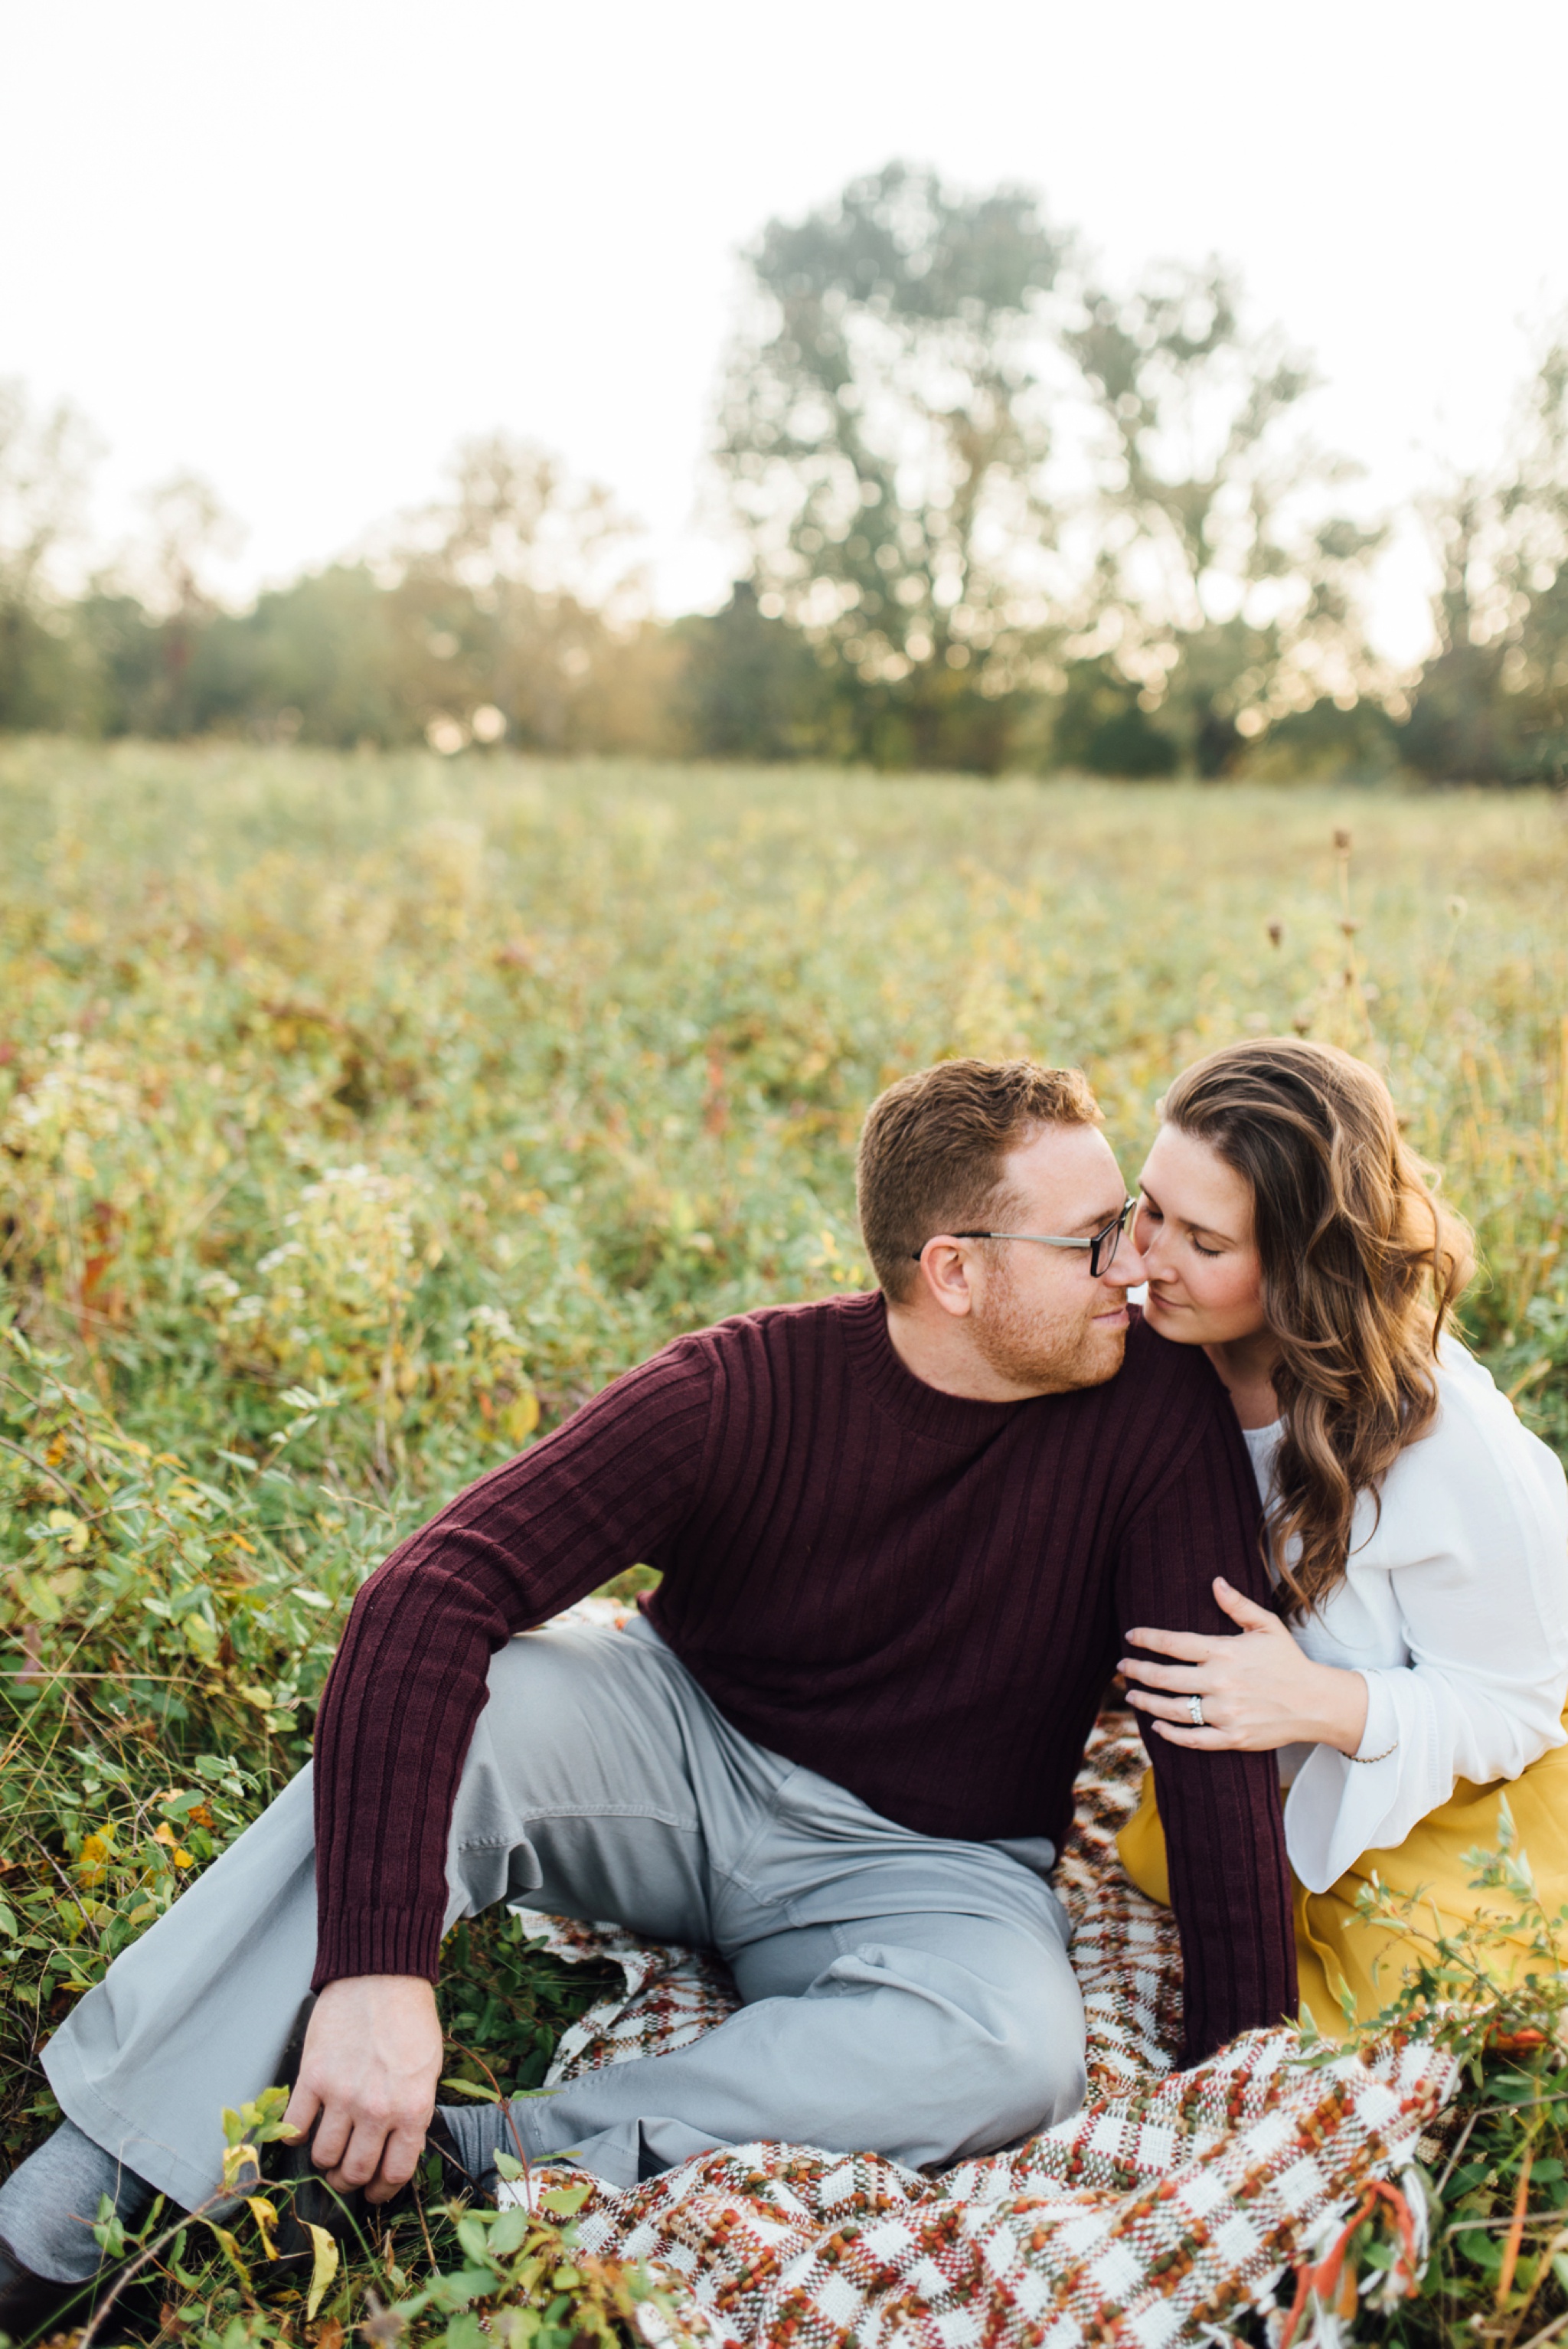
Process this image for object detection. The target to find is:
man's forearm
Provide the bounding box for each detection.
[1158,1746,1297,2062]
[311,1535,518,1988]
[308,1340,714,1989]
[1118,1402,1298,2060]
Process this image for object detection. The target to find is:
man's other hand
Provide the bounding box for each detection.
[283,1975,445,2203]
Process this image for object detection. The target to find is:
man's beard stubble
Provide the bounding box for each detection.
[969,1260,1127,1397]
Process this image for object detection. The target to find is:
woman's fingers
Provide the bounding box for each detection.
[1119,1656,1207,1691]
[1124,1627,1211,1661]
[1128,1687,1220,1722]
[1213,1576,1278,1631]
[1151,1719,1240,1749]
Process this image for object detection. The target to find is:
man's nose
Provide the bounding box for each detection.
[1101,1230,1148,1289]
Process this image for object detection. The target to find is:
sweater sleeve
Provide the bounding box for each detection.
[309,1338,715,1988]
[1116,1407,1298,2063]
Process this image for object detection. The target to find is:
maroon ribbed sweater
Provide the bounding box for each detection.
[313,1295,1296,2061]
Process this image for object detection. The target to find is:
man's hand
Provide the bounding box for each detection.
[283,1975,445,2204]
[1120,1576,1370,1756]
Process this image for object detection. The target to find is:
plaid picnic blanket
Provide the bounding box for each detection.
[505,1611,1458,2349]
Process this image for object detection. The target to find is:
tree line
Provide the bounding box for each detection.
[3,163,1566,782]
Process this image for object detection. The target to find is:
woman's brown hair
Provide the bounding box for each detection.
[1161,1038,1475,1615]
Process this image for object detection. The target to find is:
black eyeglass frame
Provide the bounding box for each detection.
[910,1196,1136,1278]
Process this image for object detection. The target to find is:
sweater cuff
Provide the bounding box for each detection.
[312,1905,446,1991]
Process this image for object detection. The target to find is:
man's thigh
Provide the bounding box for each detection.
[728,1904,1072,2008]
[449,1619,786,1949]
[712,1761,1086,2125]
[713,1755,1075,1956]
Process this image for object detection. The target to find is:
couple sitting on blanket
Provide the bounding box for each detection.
[5,1041,1567,2330]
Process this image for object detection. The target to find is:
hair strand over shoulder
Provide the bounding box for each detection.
[1161,1038,1474,1615]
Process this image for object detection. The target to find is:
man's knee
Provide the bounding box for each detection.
[982,2016,1087,2142]
[941,1978,1086,2153]
[827,1936,1086,2161]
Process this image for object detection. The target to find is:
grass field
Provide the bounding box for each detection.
[3,740,1568,2345]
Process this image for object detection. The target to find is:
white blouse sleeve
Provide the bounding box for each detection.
[1284,1354,1568,1894]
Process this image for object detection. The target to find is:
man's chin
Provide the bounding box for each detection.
[983,1316,1129,1396]
[1076,1317,1130,1387]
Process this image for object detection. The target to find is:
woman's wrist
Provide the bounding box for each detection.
[1312,1662,1370,1756]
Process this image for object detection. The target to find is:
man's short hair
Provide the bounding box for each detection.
[857,1058,1102,1302]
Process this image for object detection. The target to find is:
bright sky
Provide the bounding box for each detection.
[4,0,1564,665]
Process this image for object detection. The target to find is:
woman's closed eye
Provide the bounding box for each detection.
[1141,1198,1223,1259]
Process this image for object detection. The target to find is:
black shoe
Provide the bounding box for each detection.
[264,1995,371,2262]
[0,2250,85,2347]
[0,2240,145,2349]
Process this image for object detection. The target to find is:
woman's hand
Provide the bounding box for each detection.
[1119,1577,1370,1756]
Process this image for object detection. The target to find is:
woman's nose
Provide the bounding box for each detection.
[1109,1225,1148,1283]
[1132,1212,1165,1270]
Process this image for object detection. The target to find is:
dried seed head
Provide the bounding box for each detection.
[1292,1014,1312,1034]
[1266,920,1284,947]
[1334,828,1352,851]
[1447,895,1467,920]
[1340,918,1360,936]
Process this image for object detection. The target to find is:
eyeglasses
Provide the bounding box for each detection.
[911,1197,1136,1278]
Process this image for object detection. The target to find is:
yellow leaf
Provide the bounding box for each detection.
[153,1822,196,1869]
[245,2195,281,2258]
[305,2222,339,2320]
[220,2138,261,2193]
[204,2220,252,2287]
[501,1389,541,1445]
[77,1829,113,1885]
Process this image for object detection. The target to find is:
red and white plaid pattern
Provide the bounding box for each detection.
[506,1613,1456,2347]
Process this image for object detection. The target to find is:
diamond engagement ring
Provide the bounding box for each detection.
[1187,1695,1206,1728]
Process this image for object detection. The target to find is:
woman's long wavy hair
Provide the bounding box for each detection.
[1161,1038,1475,1616]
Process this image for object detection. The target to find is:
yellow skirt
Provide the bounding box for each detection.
[1116,1727,1568,2037]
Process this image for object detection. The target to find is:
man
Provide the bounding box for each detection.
[0,1060,1295,2321]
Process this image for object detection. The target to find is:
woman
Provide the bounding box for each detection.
[1116,1037,1568,2034]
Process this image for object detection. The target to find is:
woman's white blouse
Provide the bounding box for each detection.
[1246,1347,1568,1894]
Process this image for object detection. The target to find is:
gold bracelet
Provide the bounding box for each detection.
[1349,1739,1399,1765]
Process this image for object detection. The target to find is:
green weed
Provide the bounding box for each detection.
[2,742,1566,2345]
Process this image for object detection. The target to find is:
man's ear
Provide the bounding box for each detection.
[914,1239,975,1320]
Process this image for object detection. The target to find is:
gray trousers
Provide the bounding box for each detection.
[44,1617,1086,2203]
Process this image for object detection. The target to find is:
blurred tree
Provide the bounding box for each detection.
[1063,265,1386,774]
[1405,335,1568,782]
[716,161,1072,766]
[0,381,100,728]
[379,432,652,753]
[53,436,666,754]
[118,471,244,734]
[1048,655,1177,776]
[672,581,840,760]
[185,564,404,744]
